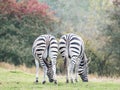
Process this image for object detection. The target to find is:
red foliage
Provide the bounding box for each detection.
[19,0,49,16]
[0,0,54,18]
[0,0,19,15]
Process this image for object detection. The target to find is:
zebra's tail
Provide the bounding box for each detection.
[64,57,67,68]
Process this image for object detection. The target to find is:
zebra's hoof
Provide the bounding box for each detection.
[42,81,46,84]
[66,79,69,83]
[75,79,78,82]
[54,80,57,84]
[35,80,38,83]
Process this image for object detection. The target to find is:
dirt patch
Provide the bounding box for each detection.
[88,75,120,83]
[0,62,42,74]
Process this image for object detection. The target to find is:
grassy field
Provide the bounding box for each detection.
[0,67,120,90]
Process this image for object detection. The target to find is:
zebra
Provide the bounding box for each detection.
[32,34,58,84]
[59,33,88,83]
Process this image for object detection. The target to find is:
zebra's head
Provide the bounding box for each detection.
[78,53,89,82]
[47,61,54,82]
[78,62,88,82]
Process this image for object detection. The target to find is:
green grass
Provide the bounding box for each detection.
[0,68,120,90]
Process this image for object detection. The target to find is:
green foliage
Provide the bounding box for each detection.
[50,0,120,76]
[86,49,100,74]
[86,1,120,76]
[100,4,120,76]
[0,0,120,77]
[0,0,56,67]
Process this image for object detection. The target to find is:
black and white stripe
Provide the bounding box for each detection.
[59,33,88,83]
[32,34,58,84]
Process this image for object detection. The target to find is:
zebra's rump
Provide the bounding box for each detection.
[32,35,58,60]
[59,33,84,58]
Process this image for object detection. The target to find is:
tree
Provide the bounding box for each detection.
[101,1,120,76]
[39,0,120,76]
[0,0,56,66]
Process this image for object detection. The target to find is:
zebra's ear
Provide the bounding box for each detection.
[46,61,52,69]
[49,61,52,66]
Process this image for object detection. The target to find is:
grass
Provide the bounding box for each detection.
[0,67,120,90]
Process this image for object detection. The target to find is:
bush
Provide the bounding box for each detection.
[0,0,56,67]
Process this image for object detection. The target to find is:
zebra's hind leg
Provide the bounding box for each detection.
[51,58,57,84]
[35,59,39,83]
[65,57,70,83]
[70,79,74,83]
[69,57,76,83]
[66,79,69,83]
[35,77,38,83]
[75,58,79,83]
[66,67,69,83]
[66,66,69,83]
[75,78,78,82]
[42,81,46,84]
[54,80,57,84]
[75,70,78,83]
[42,66,47,84]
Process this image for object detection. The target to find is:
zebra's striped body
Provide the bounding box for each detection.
[32,34,58,84]
[59,33,88,83]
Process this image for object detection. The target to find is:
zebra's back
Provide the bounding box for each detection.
[59,33,85,58]
[32,34,58,65]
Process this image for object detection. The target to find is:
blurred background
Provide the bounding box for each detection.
[0,0,120,77]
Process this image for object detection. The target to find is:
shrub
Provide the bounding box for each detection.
[0,0,56,67]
